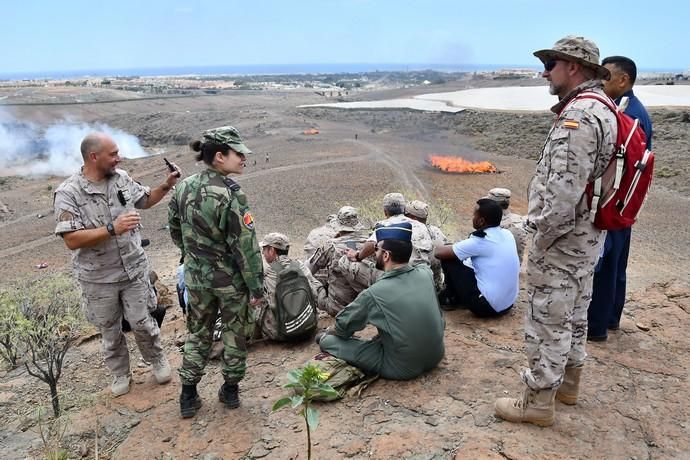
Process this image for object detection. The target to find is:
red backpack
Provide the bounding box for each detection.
[567,92,654,230]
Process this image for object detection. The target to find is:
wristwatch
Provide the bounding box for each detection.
[106,223,116,236]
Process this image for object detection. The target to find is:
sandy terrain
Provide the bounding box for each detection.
[0,82,689,459]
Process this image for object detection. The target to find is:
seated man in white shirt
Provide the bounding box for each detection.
[434,198,519,318]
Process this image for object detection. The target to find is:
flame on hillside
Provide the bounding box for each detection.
[427,155,497,174]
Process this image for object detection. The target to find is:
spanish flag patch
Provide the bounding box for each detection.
[563,119,580,129]
[242,211,255,230]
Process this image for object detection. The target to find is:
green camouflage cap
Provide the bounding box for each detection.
[534,35,610,80]
[202,125,253,154]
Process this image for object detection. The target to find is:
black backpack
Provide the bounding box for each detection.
[270,260,318,341]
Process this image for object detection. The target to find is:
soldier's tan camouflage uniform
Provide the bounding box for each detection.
[521,79,617,392]
[54,169,163,378]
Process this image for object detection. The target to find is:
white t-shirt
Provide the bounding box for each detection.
[452,226,519,312]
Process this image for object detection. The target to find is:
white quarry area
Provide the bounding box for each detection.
[301,85,690,112]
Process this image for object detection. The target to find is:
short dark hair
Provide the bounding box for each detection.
[476,198,503,227]
[602,56,637,84]
[380,239,412,264]
[189,140,232,165]
[383,203,405,217]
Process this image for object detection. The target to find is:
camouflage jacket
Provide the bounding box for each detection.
[526,80,617,282]
[54,168,150,283]
[168,168,263,296]
[303,220,337,260]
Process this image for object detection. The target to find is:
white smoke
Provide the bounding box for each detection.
[0,108,148,176]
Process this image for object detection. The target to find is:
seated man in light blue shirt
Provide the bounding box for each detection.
[435,198,519,317]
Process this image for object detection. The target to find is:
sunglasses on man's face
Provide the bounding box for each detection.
[543,59,561,72]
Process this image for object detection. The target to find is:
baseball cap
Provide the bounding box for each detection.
[405,200,429,219]
[259,232,290,250]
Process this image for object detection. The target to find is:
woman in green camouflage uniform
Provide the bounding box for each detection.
[168,126,264,418]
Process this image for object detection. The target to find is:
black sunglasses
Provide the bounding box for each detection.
[544,59,560,71]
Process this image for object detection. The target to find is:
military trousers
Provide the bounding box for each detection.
[521,270,593,390]
[80,276,163,377]
[179,285,251,385]
[319,334,383,377]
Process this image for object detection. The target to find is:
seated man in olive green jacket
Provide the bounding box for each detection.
[318,222,445,380]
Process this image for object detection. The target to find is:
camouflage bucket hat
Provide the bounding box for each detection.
[533,35,610,80]
[405,200,429,219]
[332,206,360,233]
[259,232,290,250]
[202,125,253,154]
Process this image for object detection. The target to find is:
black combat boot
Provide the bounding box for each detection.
[218,382,240,409]
[180,384,202,418]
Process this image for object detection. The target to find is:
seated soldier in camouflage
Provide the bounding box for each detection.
[254,232,325,340]
[307,207,375,316]
[404,200,449,291]
[303,213,338,261]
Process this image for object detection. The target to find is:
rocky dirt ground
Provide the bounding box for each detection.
[0,82,689,459]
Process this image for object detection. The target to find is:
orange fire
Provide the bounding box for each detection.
[427,155,497,174]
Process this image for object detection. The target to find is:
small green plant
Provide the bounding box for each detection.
[272,364,339,460]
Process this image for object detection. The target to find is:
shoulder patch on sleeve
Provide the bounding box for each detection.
[58,211,74,222]
[563,119,580,130]
[242,211,255,230]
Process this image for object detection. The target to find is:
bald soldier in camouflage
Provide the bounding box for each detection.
[495,36,617,427]
[485,188,527,262]
[54,132,177,397]
[169,126,264,418]
[405,199,448,290]
[307,206,375,316]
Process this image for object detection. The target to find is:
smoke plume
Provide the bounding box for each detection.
[0,108,148,176]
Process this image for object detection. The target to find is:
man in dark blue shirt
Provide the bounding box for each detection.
[587,56,653,342]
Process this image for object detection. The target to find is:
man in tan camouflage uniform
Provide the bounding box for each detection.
[307,207,374,316]
[345,193,433,271]
[255,233,325,339]
[485,188,527,263]
[495,36,617,426]
[54,132,178,397]
[405,199,448,290]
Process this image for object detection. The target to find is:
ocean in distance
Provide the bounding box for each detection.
[5,63,684,81]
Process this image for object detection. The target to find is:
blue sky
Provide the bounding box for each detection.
[2,0,688,75]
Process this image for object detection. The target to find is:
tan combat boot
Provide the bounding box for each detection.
[495,387,556,427]
[556,365,583,405]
